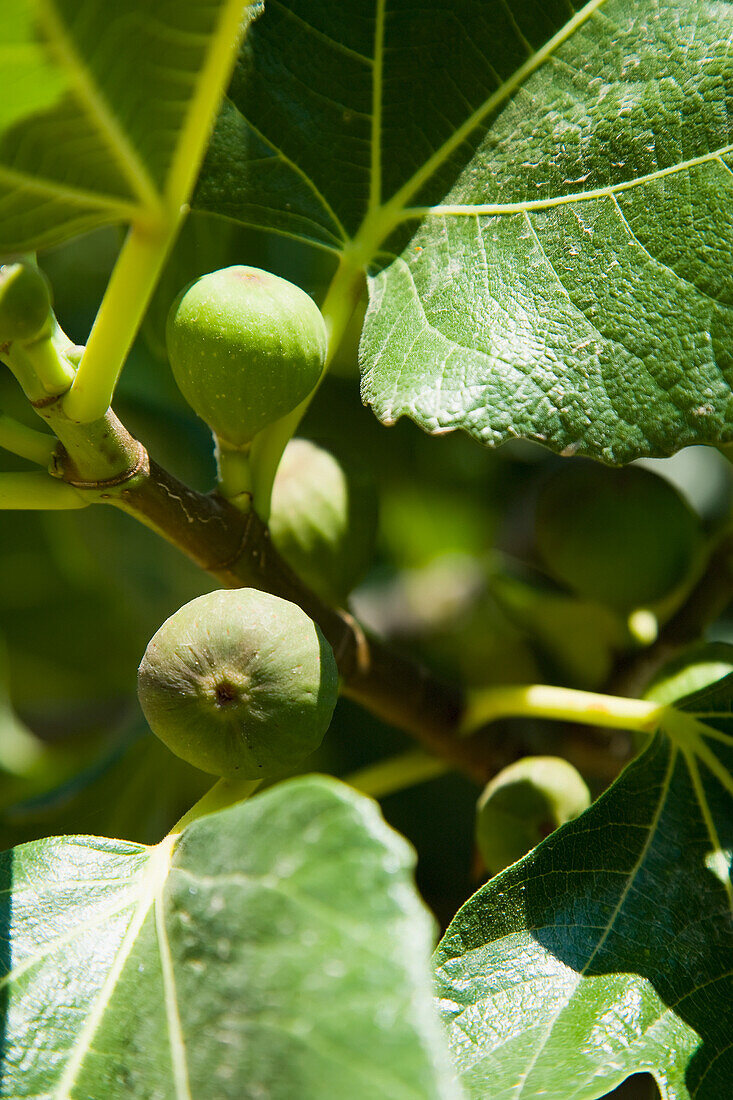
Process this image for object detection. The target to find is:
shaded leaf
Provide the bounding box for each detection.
[0,775,459,1098]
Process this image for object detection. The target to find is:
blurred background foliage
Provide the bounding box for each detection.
[2,211,733,995]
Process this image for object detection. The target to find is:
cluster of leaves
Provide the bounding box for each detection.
[1,1,732,1098]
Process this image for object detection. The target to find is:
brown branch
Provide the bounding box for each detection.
[43,405,629,786]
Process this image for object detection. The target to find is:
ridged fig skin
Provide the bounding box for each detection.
[137,589,339,779]
[475,755,591,875]
[535,462,700,612]
[269,439,378,606]
[165,265,327,446]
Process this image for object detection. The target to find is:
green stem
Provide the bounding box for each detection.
[1,328,76,403]
[62,218,182,423]
[215,438,254,511]
[0,414,56,466]
[345,750,450,799]
[249,409,301,522]
[463,684,663,737]
[0,471,89,510]
[246,251,366,521]
[170,777,261,835]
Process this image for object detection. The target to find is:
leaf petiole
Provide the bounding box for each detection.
[62,218,182,423]
[463,683,664,737]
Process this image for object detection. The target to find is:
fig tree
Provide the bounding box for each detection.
[475,755,591,874]
[165,266,327,446]
[269,439,378,605]
[0,262,53,345]
[137,589,338,779]
[535,462,700,611]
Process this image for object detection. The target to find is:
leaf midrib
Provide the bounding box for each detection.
[513,745,678,1098]
[34,0,161,216]
[52,835,177,1100]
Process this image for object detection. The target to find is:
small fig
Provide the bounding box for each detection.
[166,266,327,446]
[269,439,378,605]
[535,462,700,611]
[137,589,338,779]
[0,262,52,344]
[475,755,590,874]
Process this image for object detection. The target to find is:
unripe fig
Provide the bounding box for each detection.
[535,462,700,611]
[475,755,591,874]
[269,439,378,605]
[137,589,338,779]
[166,266,327,446]
[0,262,52,344]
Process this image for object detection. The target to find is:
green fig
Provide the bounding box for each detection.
[269,439,378,605]
[165,266,327,446]
[535,462,700,611]
[137,589,339,779]
[0,262,53,345]
[475,755,591,874]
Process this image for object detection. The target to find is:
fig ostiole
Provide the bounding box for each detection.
[165,266,327,450]
[475,755,591,875]
[137,589,339,780]
[269,438,378,606]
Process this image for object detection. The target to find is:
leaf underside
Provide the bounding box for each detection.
[197,0,733,463]
[0,0,257,251]
[433,681,733,1100]
[0,776,458,1099]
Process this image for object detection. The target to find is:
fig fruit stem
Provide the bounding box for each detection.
[1,325,77,402]
[345,750,449,799]
[463,684,664,737]
[215,437,254,511]
[0,414,56,467]
[63,218,182,424]
[246,252,366,522]
[169,777,261,834]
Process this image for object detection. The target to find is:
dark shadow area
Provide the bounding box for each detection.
[0,846,13,1090]
[602,1074,660,1100]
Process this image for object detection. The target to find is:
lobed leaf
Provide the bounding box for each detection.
[433,678,733,1100]
[197,0,733,462]
[0,775,459,1098]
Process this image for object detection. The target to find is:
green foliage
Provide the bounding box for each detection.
[197,0,733,464]
[475,755,591,875]
[1,1,732,1097]
[535,463,701,611]
[137,589,338,779]
[166,266,327,446]
[435,674,733,1099]
[0,777,458,1098]
[269,438,378,605]
[0,0,259,251]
